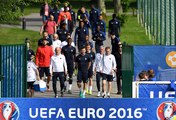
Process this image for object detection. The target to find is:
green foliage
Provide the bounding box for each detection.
[117,14,127,26]
[0,0,24,23]
[122,0,130,12]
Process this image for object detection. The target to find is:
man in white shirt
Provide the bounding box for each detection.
[27,59,40,97]
[52,34,61,52]
[93,46,104,97]
[101,46,116,98]
[50,47,67,97]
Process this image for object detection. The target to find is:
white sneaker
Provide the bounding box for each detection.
[102,93,106,98]
[97,91,101,97]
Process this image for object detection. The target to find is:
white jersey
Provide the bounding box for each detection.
[61,41,75,48]
[52,39,62,52]
[93,53,104,72]
[50,54,67,73]
[101,54,116,75]
[27,61,37,82]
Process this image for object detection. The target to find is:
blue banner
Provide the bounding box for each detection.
[138,84,174,98]
[1,98,176,120]
[133,46,176,81]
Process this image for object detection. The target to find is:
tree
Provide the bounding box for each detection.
[114,0,123,15]
[98,0,106,14]
[0,0,23,23]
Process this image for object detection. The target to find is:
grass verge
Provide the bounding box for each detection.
[120,15,152,45]
[0,27,40,52]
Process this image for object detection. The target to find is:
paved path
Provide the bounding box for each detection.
[0,13,122,98]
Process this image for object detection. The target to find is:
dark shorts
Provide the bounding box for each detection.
[38,67,50,78]
[27,81,35,89]
[102,73,113,82]
[77,70,88,83]
[88,69,93,78]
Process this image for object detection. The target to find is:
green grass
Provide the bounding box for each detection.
[120,16,152,45]
[23,6,40,15]
[0,27,40,51]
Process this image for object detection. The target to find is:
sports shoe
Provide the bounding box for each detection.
[79,91,83,98]
[97,91,101,97]
[82,94,86,98]
[68,90,72,94]
[102,93,106,98]
[55,94,58,98]
[61,92,64,97]
[117,91,121,94]
[89,91,92,95]
[64,86,67,92]
[107,95,110,98]
[86,88,89,94]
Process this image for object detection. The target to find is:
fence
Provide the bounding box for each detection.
[137,0,176,45]
[122,45,134,97]
[0,45,27,97]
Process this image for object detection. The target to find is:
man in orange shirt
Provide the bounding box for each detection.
[36,39,54,90]
[57,6,72,27]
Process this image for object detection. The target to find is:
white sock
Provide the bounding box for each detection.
[107,92,110,96]
[79,87,82,92]
[83,90,86,95]
[65,81,68,88]
[69,84,72,90]
[89,86,92,92]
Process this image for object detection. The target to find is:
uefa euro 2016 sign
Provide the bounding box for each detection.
[0,98,176,120]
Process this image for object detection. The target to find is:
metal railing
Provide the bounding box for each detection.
[137,0,176,45]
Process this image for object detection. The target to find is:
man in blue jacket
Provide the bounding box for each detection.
[74,21,89,50]
[89,4,100,33]
[92,26,106,53]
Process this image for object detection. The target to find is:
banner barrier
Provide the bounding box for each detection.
[134,46,176,80]
[0,98,176,120]
[133,81,176,98]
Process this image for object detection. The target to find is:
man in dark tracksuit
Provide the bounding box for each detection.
[61,38,76,94]
[111,33,122,94]
[109,14,121,37]
[92,26,106,53]
[89,4,100,33]
[74,21,89,50]
[69,5,76,34]
[95,14,106,35]
[57,23,69,42]
[75,47,91,98]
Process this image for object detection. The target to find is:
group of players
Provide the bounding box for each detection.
[27,1,122,98]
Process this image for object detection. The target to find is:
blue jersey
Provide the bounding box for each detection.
[74,27,89,45]
[111,37,120,54]
[96,20,106,34]
[92,31,106,45]
[61,45,76,64]
[89,8,100,24]
[76,54,90,72]
[109,18,121,37]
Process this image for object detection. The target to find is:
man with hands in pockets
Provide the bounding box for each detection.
[50,47,67,98]
[100,46,116,98]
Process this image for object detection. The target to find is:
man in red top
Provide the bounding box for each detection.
[57,6,72,27]
[40,15,57,38]
[36,39,54,90]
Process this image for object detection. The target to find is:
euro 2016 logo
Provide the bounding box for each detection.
[157,101,176,120]
[166,51,176,68]
[0,101,19,120]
